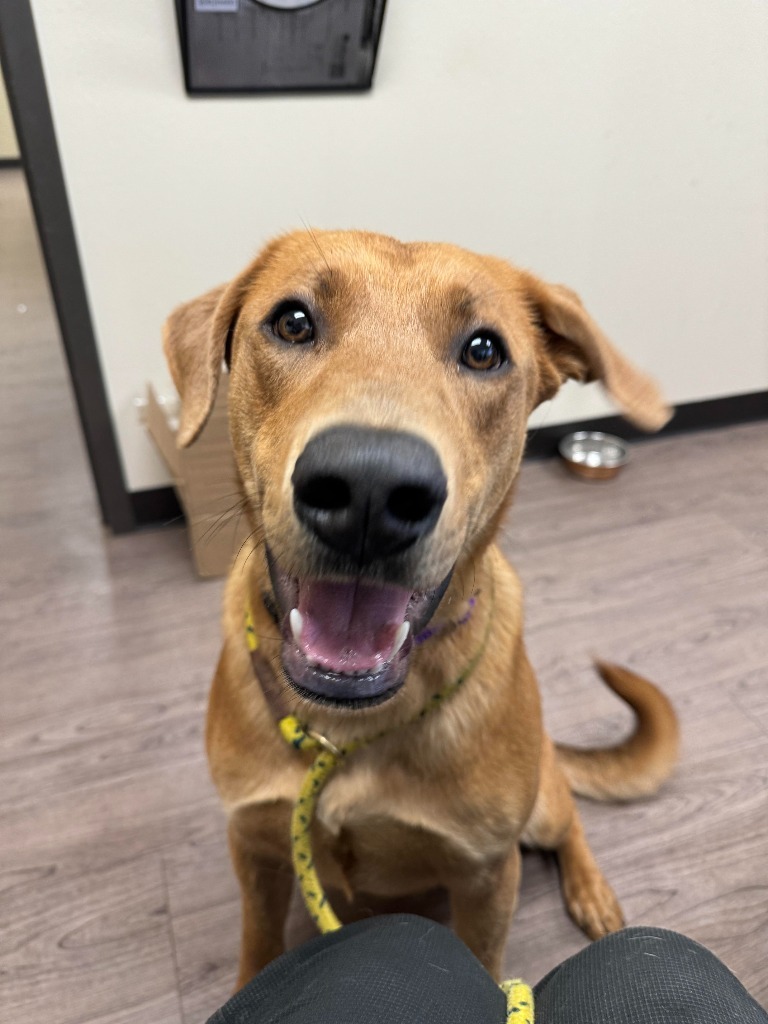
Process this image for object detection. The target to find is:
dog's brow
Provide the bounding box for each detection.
[445,285,480,325]
[312,269,342,302]
[454,289,477,319]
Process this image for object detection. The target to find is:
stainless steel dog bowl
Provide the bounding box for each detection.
[558,431,629,481]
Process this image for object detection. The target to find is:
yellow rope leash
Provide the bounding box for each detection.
[501,979,535,1022]
[246,586,534,1022]
[278,716,349,932]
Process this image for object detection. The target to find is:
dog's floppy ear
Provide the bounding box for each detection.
[162,272,252,447]
[526,275,671,431]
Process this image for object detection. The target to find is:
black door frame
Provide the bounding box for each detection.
[0,0,135,532]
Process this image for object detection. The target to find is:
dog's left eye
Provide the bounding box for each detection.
[460,333,507,372]
[273,305,315,344]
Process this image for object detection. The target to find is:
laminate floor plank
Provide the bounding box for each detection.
[0,852,183,1024]
[0,685,206,812]
[162,826,239,1022]
[2,167,766,1021]
[169,899,241,1024]
[0,762,219,871]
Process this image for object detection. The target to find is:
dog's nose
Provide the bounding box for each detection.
[292,426,448,564]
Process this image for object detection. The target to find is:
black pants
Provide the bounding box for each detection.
[208,915,767,1024]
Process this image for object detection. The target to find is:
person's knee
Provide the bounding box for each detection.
[600,924,701,952]
[535,926,768,1024]
[612,925,692,944]
[558,925,729,979]
[617,925,678,939]
[597,925,728,970]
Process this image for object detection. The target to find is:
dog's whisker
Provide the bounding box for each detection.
[159,513,187,528]
[198,499,249,546]
[242,540,263,576]
[301,219,333,276]
[236,528,262,569]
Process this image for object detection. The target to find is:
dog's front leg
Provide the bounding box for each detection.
[228,801,294,989]
[448,845,521,981]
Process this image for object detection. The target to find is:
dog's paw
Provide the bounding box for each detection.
[563,870,625,940]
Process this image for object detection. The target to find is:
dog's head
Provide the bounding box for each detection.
[164,231,668,710]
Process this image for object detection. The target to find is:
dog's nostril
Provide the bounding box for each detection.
[386,485,439,525]
[296,475,352,512]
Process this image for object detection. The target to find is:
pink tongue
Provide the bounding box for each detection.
[298,580,411,674]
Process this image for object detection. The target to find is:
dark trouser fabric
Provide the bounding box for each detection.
[208,915,505,1024]
[207,915,767,1024]
[534,926,767,1024]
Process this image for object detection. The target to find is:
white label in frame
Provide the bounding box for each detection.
[194,0,239,12]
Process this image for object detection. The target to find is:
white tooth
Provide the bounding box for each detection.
[391,621,410,659]
[289,608,304,644]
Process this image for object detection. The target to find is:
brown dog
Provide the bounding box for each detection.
[163,230,679,986]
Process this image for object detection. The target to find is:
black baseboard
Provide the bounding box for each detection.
[130,486,183,528]
[131,390,768,528]
[525,389,768,458]
[0,158,22,169]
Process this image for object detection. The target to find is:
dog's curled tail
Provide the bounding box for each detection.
[556,661,679,802]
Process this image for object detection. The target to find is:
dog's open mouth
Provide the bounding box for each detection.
[267,550,451,708]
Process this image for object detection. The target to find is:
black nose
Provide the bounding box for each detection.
[292,426,448,564]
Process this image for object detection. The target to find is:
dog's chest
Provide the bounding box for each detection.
[311,755,524,895]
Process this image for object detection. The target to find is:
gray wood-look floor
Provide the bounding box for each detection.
[1,165,766,1023]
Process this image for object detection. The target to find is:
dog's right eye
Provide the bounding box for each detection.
[272,304,315,344]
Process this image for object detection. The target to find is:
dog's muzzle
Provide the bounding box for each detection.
[265,426,452,708]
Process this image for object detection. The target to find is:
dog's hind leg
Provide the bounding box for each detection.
[556,810,625,939]
[228,801,294,989]
[522,734,624,940]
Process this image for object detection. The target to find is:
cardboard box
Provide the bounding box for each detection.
[146,381,250,577]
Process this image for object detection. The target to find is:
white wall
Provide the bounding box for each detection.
[30,0,768,492]
[0,61,20,160]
